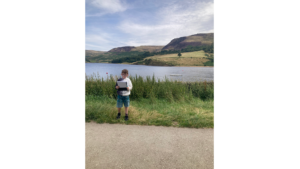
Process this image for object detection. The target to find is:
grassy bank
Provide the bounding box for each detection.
[86,74,214,101]
[86,95,213,128]
[85,74,214,128]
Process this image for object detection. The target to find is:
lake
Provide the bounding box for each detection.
[85,63,214,82]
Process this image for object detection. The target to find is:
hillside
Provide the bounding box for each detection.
[132,50,214,66]
[108,46,163,53]
[85,50,107,57]
[106,33,213,53]
[131,46,164,52]
[85,33,214,66]
[108,46,135,52]
[162,33,213,51]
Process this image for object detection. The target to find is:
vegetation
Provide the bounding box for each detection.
[135,50,211,66]
[144,59,175,66]
[86,95,214,128]
[85,74,214,128]
[109,43,213,64]
[152,43,213,57]
[111,51,153,63]
[181,43,214,53]
[203,53,214,66]
[86,74,214,101]
[85,50,106,57]
[86,51,145,63]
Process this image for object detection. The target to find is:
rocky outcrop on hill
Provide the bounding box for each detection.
[162,33,214,51]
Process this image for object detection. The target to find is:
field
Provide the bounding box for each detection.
[148,57,210,66]
[133,50,213,66]
[158,50,206,58]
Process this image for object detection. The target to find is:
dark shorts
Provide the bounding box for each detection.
[116,95,130,108]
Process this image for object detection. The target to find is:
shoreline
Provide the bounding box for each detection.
[85,62,214,67]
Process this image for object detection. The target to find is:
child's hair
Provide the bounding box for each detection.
[122,69,128,74]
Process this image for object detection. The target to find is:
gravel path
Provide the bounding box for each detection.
[86,122,214,169]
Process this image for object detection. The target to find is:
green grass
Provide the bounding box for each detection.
[132,50,213,66]
[86,95,214,128]
[204,61,214,66]
[86,74,214,101]
[85,74,214,128]
[148,50,206,58]
[86,51,144,63]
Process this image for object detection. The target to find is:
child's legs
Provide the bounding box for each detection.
[116,95,123,110]
[124,96,130,115]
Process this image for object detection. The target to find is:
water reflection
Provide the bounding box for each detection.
[85,63,213,82]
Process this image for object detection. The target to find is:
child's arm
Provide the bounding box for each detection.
[127,79,133,91]
[115,82,119,89]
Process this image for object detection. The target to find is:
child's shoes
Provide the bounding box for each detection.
[116,113,121,119]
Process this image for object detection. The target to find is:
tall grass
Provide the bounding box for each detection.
[85,95,214,128]
[85,73,214,102]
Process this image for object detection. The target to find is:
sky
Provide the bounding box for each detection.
[85,0,214,51]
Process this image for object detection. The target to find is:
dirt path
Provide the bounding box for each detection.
[86,122,214,169]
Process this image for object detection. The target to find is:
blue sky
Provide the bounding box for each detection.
[86,0,214,51]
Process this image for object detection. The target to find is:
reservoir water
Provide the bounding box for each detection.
[85,63,214,82]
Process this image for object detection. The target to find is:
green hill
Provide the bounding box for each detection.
[85,33,214,66]
[108,46,163,53]
[162,33,214,51]
[85,50,107,57]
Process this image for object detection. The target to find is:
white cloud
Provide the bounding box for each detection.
[86,34,110,44]
[158,1,214,32]
[91,0,126,12]
[85,27,128,51]
[116,1,214,47]
[86,0,127,16]
[85,0,214,50]
[117,21,183,46]
[119,22,181,36]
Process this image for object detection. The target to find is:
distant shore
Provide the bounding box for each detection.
[85,62,213,67]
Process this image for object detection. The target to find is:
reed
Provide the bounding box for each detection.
[85,73,214,102]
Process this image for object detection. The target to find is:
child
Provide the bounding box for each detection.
[115,69,133,121]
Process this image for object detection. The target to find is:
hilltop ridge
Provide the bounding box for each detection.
[85,33,214,66]
[86,33,213,54]
[162,33,213,51]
